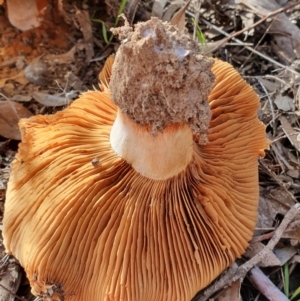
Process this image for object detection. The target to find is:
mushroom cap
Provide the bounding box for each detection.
[3,58,267,301]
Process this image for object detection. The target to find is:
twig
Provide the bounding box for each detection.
[252,212,300,244]
[248,266,289,301]
[251,231,275,244]
[195,203,300,301]
[197,1,300,53]
[240,0,300,18]
[240,20,275,69]
[185,10,300,76]
[222,2,300,45]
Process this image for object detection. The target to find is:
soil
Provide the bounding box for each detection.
[110,17,214,143]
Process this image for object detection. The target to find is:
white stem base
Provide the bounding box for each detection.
[110,111,194,180]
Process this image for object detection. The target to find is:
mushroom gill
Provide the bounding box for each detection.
[3,17,267,301]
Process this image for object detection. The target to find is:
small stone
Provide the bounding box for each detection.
[91,158,100,167]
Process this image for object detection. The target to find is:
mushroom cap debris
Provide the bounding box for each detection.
[3,18,267,301]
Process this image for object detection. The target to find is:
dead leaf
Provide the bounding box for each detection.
[162,3,181,22]
[0,57,21,69]
[10,95,32,102]
[282,220,300,243]
[32,91,77,107]
[152,0,168,19]
[65,72,84,91]
[273,247,297,265]
[0,101,32,140]
[256,77,280,92]
[0,256,21,301]
[240,11,254,37]
[274,95,295,111]
[279,116,300,152]
[203,38,230,54]
[0,70,29,89]
[170,0,191,31]
[45,46,76,65]
[291,255,300,264]
[245,242,282,267]
[2,83,15,97]
[76,9,94,63]
[24,60,51,86]
[215,280,241,301]
[239,0,300,62]
[286,169,300,179]
[256,188,295,232]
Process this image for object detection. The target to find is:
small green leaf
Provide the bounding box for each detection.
[291,287,300,300]
[90,19,110,44]
[283,263,289,297]
[115,0,128,26]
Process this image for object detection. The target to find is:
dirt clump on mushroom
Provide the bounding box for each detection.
[110,17,215,143]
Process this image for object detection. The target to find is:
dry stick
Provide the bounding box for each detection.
[253,219,300,244]
[199,16,300,76]
[248,266,289,301]
[240,19,274,69]
[185,8,300,76]
[251,231,275,244]
[196,203,300,301]
[210,2,300,49]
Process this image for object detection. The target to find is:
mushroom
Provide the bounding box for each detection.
[3,18,267,301]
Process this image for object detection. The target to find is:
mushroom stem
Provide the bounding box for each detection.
[110,110,194,180]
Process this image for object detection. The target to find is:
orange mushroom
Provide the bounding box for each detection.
[3,18,267,301]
